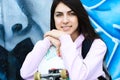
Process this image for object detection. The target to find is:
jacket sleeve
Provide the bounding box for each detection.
[20,38,51,79]
[59,35,107,80]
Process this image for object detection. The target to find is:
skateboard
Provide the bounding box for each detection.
[34,46,69,80]
[34,68,68,80]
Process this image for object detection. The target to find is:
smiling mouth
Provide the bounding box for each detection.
[61,26,72,31]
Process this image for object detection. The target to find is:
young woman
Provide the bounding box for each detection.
[20,0,107,80]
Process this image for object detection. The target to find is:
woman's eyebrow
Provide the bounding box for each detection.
[68,10,74,13]
[55,12,62,13]
[55,10,73,13]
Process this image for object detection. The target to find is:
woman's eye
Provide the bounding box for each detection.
[69,12,76,15]
[55,13,62,17]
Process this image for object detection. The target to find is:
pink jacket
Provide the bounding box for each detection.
[20,34,107,80]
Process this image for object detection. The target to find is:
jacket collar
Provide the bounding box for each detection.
[74,34,85,49]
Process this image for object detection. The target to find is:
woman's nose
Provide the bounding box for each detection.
[62,16,69,24]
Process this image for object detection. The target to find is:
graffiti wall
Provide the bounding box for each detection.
[81,0,120,79]
[0,0,119,80]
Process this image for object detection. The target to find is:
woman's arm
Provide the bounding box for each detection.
[59,35,107,80]
[20,38,51,79]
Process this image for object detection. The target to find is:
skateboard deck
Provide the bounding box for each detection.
[34,46,69,80]
[34,69,68,80]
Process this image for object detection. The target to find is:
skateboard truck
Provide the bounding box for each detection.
[34,69,68,80]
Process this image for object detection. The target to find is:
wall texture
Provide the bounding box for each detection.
[0,0,119,80]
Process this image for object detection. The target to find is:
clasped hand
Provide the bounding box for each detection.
[44,29,67,56]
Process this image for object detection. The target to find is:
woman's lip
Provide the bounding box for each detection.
[61,26,72,31]
[61,26,72,28]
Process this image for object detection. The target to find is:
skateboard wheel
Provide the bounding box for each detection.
[34,71,41,80]
[60,69,68,79]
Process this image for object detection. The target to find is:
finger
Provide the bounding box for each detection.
[44,30,56,38]
[44,31,51,38]
[45,30,66,39]
[47,36,61,48]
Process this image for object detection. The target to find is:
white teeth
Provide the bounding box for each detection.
[62,26,71,31]
[62,26,71,28]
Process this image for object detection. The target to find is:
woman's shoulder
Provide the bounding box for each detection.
[93,38,107,48]
[94,38,105,43]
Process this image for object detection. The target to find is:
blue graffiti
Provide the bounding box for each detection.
[81,0,120,79]
[0,0,120,79]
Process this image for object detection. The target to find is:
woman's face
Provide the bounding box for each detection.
[54,2,79,40]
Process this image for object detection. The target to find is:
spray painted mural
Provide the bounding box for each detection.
[81,0,120,79]
[0,0,119,80]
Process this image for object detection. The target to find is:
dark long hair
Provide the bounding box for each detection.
[50,0,100,39]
